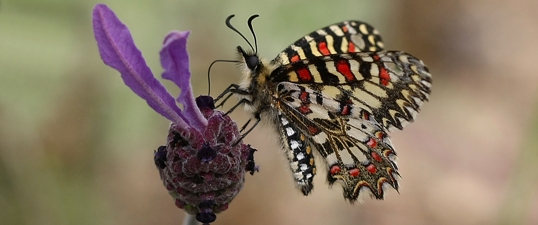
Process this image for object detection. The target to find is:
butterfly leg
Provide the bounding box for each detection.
[214,84,240,102]
[224,98,252,116]
[214,84,251,108]
[239,118,252,132]
[215,92,235,108]
[232,112,261,146]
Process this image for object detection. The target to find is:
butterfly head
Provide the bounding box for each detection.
[236,45,274,93]
[237,45,260,72]
[226,15,270,83]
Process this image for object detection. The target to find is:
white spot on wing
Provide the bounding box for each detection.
[278,53,290,65]
[362,56,374,62]
[377,42,384,48]
[412,96,424,106]
[398,54,410,64]
[281,117,289,125]
[353,85,383,108]
[312,132,328,144]
[291,45,306,60]
[290,140,300,150]
[286,127,295,136]
[340,38,349,52]
[300,163,308,171]
[421,80,432,88]
[290,161,298,170]
[365,82,388,99]
[317,29,328,35]
[297,152,305,160]
[339,148,355,166]
[330,25,344,36]
[325,63,346,83]
[309,41,322,57]
[326,35,336,54]
[359,24,368,34]
[326,153,338,165]
[348,144,368,163]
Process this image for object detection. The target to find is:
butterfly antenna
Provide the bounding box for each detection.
[207,59,240,95]
[247,14,259,53]
[226,15,255,52]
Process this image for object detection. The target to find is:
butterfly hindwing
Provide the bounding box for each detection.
[276,112,316,195]
[275,82,399,200]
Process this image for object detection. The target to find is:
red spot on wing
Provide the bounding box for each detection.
[375,131,385,139]
[290,55,300,63]
[341,25,348,33]
[373,54,381,61]
[348,42,356,53]
[341,105,351,116]
[367,138,378,148]
[296,67,313,82]
[379,67,390,86]
[307,125,319,135]
[298,105,312,114]
[318,41,330,55]
[349,168,360,177]
[336,59,356,82]
[366,164,377,174]
[299,91,309,103]
[330,165,341,175]
[371,152,382,162]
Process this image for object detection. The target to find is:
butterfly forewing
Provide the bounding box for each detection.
[274,21,384,66]
[272,51,431,131]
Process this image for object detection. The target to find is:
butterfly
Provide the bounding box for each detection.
[216,15,431,202]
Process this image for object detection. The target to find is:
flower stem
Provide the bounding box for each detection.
[183,213,198,225]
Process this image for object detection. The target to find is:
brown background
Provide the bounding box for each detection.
[1,0,537,224]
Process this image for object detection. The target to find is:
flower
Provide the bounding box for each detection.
[92,4,257,224]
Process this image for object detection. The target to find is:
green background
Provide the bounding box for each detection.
[1,0,537,224]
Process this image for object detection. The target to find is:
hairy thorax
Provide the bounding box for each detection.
[237,58,282,124]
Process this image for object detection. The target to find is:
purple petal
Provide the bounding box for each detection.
[92,4,188,127]
[160,31,207,131]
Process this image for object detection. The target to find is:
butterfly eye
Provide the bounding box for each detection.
[245,55,259,71]
[238,46,260,71]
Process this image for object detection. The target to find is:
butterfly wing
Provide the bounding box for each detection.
[273,21,384,65]
[275,82,398,200]
[272,50,431,131]
[276,112,317,195]
[271,51,430,200]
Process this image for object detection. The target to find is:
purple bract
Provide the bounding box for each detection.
[92,4,257,225]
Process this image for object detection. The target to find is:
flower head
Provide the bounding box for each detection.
[92,4,257,224]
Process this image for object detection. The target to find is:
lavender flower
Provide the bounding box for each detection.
[92,4,257,224]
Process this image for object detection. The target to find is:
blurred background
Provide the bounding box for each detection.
[1,0,538,224]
